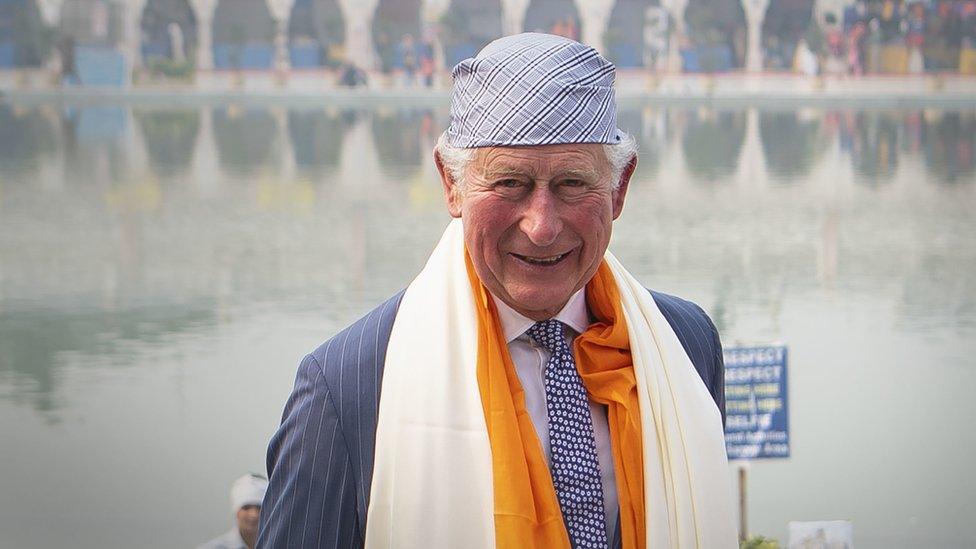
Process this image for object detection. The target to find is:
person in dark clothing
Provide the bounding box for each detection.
[58,34,80,86]
[338,62,368,88]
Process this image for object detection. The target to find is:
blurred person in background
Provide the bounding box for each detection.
[419,37,435,88]
[794,38,820,75]
[823,13,848,74]
[962,1,976,74]
[339,61,368,88]
[847,17,868,74]
[57,34,79,86]
[905,1,926,73]
[924,0,964,71]
[398,33,418,87]
[199,473,268,549]
[376,31,394,76]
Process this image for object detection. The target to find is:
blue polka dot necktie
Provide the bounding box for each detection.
[527,319,609,549]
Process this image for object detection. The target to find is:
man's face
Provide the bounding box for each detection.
[438,143,632,320]
[236,504,260,537]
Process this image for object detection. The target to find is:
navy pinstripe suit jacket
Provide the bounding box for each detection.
[258,289,725,548]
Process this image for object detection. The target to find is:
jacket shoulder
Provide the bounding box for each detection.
[650,290,711,333]
[304,287,404,440]
[259,291,405,548]
[308,289,405,513]
[650,290,726,423]
[307,290,405,391]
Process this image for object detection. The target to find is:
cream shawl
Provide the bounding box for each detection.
[365,220,736,548]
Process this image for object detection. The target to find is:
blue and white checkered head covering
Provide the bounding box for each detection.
[447,33,622,148]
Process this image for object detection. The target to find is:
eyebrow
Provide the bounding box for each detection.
[483,166,529,179]
[482,166,601,181]
[559,168,601,180]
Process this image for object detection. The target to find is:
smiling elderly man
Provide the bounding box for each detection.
[258,33,736,549]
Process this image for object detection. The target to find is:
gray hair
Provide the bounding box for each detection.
[435,131,638,191]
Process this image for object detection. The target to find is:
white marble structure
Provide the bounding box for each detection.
[574,0,613,53]
[188,0,218,70]
[26,0,819,81]
[660,0,688,73]
[266,0,295,72]
[336,0,379,69]
[742,0,770,73]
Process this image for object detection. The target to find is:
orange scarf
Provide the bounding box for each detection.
[466,254,646,548]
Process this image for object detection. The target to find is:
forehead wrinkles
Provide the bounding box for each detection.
[474,145,607,179]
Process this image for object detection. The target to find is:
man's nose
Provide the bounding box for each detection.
[519,185,562,247]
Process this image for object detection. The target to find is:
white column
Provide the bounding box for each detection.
[168,22,186,61]
[422,0,450,77]
[123,0,148,85]
[660,0,687,73]
[742,0,769,72]
[574,0,614,53]
[643,6,669,70]
[336,0,379,70]
[500,0,530,36]
[422,0,451,27]
[266,0,295,72]
[189,0,218,71]
[36,0,63,26]
[35,0,64,73]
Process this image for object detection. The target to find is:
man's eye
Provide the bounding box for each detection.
[557,179,591,197]
[493,179,530,198]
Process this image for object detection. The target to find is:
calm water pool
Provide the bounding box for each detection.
[0,100,974,548]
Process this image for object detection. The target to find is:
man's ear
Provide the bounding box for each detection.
[434,150,463,218]
[611,155,637,220]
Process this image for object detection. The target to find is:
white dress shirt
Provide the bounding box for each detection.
[490,290,618,540]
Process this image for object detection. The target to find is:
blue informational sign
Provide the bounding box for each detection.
[723,345,790,459]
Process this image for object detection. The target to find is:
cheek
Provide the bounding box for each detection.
[464,201,513,249]
[573,202,613,238]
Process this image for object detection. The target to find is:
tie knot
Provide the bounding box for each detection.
[526,319,569,353]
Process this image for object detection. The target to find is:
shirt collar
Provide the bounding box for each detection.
[490,289,589,343]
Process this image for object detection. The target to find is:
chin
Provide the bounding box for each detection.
[505,290,572,317]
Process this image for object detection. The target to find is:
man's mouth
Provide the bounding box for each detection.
[511,251,571,266]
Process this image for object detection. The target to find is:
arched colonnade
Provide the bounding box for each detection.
[11,0,844,79]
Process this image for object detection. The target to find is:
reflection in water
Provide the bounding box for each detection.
[55,107,134,186]
[899,253,976,333]
[2,104,966,191]
[760,110,827,180]
[681,109,746,181]
[371,109,432,176]
[213,106,277,176]
[287,109,351,177]
[136,109,200,178]
[0,106,57,176]
[0,102,973,549]
[923,112,976,185]
[842,111,900,184]
[616,107,663,180]
[0,307,214,415]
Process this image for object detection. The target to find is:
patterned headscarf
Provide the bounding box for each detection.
[447,33,621,148]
